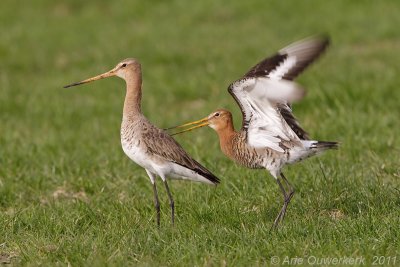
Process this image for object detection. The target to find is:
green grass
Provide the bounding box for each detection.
[1,0,399,266]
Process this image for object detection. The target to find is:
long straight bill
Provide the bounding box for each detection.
[166,117,209,136]
[63,69,115,88]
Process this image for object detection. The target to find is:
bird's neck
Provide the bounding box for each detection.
[123,74,142,119]
[216,124,237,158]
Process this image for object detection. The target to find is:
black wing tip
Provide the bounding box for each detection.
[283,34,331,55]
[310,33,330,41]
[300,34,330,47]
[204,172,221,185]
[307,34,331,55]
[175,159,221,185]
[315,34,331,51]
[317,34,330,44]
[196,168,220,185]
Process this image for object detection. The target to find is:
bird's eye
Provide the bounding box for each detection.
[215,113,220,117]
[121,63,127,68]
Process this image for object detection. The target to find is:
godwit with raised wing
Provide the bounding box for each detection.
[167,37,338,228]
[64,58,219,226]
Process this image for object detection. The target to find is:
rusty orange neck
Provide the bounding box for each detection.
[214,121,237,159]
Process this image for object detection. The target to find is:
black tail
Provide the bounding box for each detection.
[313,141,339,150]
[291,140,338,164]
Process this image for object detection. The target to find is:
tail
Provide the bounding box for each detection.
[306,140,339,151]
[289,140,338,163]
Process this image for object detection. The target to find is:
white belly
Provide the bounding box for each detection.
[121,138,213,184]
[121,138,156,173]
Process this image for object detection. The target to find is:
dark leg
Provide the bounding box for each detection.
[163,179,175,225]
[281,172,294,194]
[272,172,295,229]
[278,172,295,224]
[272,176,287,228]
[281,172,295,204]
[152,182,161,227]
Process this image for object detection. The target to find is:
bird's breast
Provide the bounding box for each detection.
[120,123,153,170]
[227,135,284,170]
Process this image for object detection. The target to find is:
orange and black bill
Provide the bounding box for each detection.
[165,117,209,136]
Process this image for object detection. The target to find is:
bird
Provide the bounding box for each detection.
[64,58,220,226]
[166,37,338,228]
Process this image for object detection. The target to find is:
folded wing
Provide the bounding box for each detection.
[143,126,220,184]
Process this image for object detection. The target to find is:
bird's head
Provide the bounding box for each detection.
[206,109,233,131]
[64,58,141,88]
[167,108,233,135]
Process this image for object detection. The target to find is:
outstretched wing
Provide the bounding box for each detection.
[229,78,305,152]
[229,36,329,149]
[245,36,329,81]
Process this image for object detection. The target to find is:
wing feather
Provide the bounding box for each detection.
[142,125,220,184]
[245,36,329,81]
[229,78,303,152]
[228,36,329,150]
[276,36,329,80]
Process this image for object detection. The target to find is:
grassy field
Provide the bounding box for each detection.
[1,0,399,266]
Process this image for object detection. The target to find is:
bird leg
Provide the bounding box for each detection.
[272,172,295,228]
[152,182,161,227]
[281,172,295,201]
[278,172,295,223]
[272,176,287,228]
[163,180,175,225]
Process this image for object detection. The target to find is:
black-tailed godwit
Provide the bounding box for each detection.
[64,59,220,226]
[167,37,337,228]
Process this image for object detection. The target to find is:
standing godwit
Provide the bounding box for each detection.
[64,58,219,226]
[167,37,338,228]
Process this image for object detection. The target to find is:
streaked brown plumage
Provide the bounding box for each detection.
[198,109,290,171]
[64,58,219,226]
[168,37,338,228]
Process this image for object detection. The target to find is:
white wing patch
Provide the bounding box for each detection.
[247,78,305,103]
[228,37,328,152]
[230,78,304,153]
[268,56,297,80]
